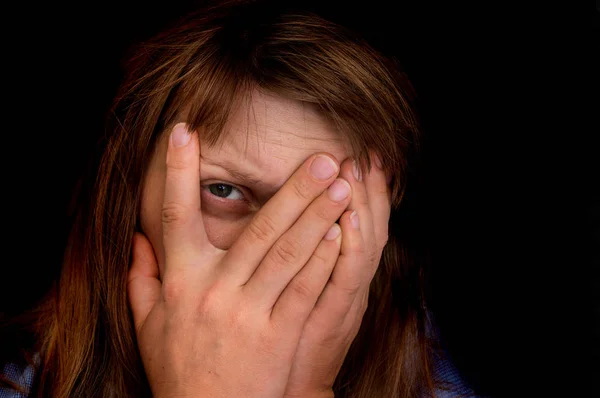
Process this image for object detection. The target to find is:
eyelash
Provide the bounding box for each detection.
[202,182,247,202]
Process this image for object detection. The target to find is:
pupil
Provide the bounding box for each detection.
[210,184,233,197]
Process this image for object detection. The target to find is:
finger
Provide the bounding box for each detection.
[270,224,342,327]
[222,153,340,285]
[127,232,161,335]
[363,152,391,252]
[310,209,366,321]
[243,178,351,308]
[339,158,375,249]
[161,123,209,276]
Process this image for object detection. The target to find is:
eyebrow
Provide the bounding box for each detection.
[201,158,281,193]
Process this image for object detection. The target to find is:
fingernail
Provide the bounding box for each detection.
[350,211,360,229]
[310,155,338,180]
[324,224,341,240]
[327,179,350,202]
[374,154,383,169]
[352,160,362,181]
[171,124,191,148]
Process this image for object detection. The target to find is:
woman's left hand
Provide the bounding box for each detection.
[283,155,391,398]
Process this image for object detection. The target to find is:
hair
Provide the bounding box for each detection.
[1,1,441,396]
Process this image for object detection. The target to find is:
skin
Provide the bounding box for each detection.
[129,91,391,397]
[141,92,352,266]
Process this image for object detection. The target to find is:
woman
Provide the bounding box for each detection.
[1,1,476,396]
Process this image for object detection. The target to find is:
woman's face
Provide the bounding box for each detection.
[140,91,351,277]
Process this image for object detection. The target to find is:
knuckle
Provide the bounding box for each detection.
[350,239,366,256]
[367,250,379,266]
[271,239,303,265]
[314,205,333,223]
[290,177,312,201]
[246,214,278,243]
[195,286,223,319]
[311,249,332,266]
[334,278,361,297]
[356,195,370,208]
[288,278,313,301]
[166,153,189,171]
[161,202,190,226]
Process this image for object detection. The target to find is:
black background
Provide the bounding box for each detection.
[2,1,596,396]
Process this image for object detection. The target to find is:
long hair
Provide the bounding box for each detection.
[2,1,435,396]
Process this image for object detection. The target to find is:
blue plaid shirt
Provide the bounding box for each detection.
[0,357,37,398]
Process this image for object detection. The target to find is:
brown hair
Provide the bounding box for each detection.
[2,1,438,396]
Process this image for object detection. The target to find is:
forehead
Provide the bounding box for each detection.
[201,91,351,188]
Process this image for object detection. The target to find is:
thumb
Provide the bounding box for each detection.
[127,232,161,335]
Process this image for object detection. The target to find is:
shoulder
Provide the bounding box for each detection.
[427,314,486,398]
[431,349,483,397]
[0,354,38,398]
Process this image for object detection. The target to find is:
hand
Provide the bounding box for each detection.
[127,123,352,397]
[283,156,391,398]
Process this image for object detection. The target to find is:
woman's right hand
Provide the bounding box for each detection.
[127,123,352,398]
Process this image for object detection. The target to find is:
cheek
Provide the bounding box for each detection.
[140,181,253,276]
[203,213,253,250]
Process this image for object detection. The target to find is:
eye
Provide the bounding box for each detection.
[206,183,244,200]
